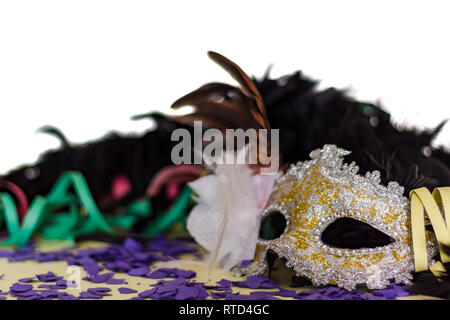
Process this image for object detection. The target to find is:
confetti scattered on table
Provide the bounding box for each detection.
[0,236,411,300]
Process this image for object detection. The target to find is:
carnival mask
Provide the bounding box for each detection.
[173,51,449,291]
[235,144,440,290]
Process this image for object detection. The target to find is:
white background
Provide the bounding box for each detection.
[0,1,449,174]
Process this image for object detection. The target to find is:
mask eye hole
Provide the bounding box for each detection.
[259,210,287,240]
[321,217,395,249]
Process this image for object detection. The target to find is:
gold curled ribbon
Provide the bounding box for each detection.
[410,187,450,273]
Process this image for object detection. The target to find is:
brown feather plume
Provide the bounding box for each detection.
[171,51,273,169]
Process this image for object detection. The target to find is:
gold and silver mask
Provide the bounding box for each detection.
[236,144,439,290]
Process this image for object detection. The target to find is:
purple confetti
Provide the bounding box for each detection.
[79,291,103,299]
[143,278,209,300]
[124,238,143,252]
[0,235,414,300]
[10,289,40,298]
[88,272,114,284]
[139,289,157,299]
[176,269,196,279]
[88,287,112,296]
[226,293,280,300]
[36,271,62,282]
[240,260,252,267]
[118,287,138,294]
[174,285,200,300]
[128,267,150,277]
[0,251,14,258]
[58,293,79,300]
[232,275,280,289]
[148,268,196,279]
[38,283,67,290]
[105,278,125,285]
[211,291,227,299]
[147,269,169,279]
[10,283,33,292]
[216,279,232,287]
[18,277,35,283]
[39,290,59,298]
[372,284,410,299]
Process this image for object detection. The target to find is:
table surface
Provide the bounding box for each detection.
[0,240,436,300]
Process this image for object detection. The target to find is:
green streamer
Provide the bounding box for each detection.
[142,186,192,237]
[0,171,193,247]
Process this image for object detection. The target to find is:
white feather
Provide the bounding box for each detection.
[187,148,276,272]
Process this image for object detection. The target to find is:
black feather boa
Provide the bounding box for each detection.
[255,71,449,193]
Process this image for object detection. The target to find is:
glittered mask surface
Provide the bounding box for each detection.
[236,145,438,290]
